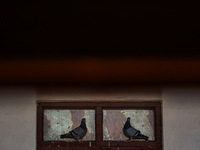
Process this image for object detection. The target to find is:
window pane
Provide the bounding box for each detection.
[103,110,155,141]
[43,109,95,141]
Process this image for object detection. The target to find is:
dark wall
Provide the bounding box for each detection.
[1,1,200,59]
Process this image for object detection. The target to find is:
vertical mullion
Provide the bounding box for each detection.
[96,104,102,150]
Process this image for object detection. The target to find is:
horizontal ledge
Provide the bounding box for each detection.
[1,57,200,84]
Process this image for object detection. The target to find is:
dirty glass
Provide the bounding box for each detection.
[103,109,155,141]
[43,109,95,141]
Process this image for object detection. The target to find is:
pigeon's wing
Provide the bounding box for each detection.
[126,127,140,137]
[73,127,84,135]
[70,127,86,139]
[60,132,73,138]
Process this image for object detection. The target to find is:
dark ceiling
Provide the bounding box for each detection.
[1,1,200,59]
[1,1,200,85]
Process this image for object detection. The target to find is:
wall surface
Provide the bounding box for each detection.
[0,88,36,150]
[162,87,200,150]
[0,86,200,150]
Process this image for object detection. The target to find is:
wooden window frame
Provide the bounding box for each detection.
[37,101,162,150]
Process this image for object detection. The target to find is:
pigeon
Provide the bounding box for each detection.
[60,118,87,143]
[123,117,149,142]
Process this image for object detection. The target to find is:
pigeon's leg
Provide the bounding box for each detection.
[127,138,131,142]
[78,140,83,143]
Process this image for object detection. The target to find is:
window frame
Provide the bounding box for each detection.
[37,101,162,150]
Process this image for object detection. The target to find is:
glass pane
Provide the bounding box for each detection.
[103,109,155,141]
[43,109,95,141]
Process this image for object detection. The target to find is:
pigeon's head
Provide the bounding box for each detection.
[127,117,130,121]
[82,118,86,123]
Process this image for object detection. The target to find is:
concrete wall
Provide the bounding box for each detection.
[0,86,200,150]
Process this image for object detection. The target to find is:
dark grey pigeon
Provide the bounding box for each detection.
[123,117,149,142]
[60,118,87,143]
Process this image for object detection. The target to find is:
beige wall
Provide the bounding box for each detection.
[0,86,200,150]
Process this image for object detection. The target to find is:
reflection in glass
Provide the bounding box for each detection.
[103,110,155,141]
[43,109,95,141]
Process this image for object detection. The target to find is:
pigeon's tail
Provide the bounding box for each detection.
[137,133,149,141]
[60,133,73,139]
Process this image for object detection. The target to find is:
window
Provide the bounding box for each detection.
[37,101,162,150]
